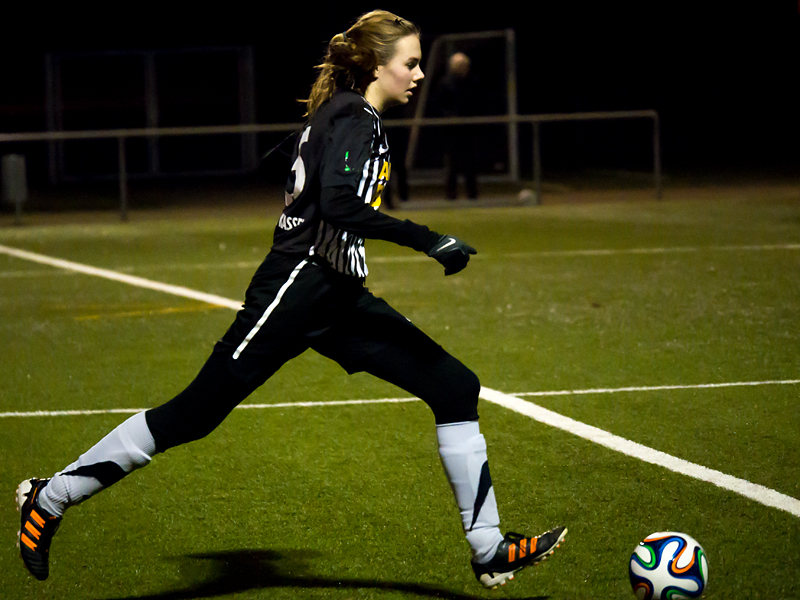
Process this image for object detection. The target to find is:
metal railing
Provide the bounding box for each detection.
[0,109,660,221]
[388,110,661,203]
[407,29,520,180]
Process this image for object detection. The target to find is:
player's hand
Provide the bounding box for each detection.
[427,235,477,276]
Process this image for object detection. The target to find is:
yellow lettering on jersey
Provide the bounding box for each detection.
[371,161,391,209]
[378,161,391,182]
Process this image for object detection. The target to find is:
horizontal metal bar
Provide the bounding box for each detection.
[51,46,249,59]
[425,30,510,42]
[386,110,659,127]
[0,122,302,143]
[0,110,658,143]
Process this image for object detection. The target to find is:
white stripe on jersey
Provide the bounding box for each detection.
[363,119,385,204]
[313,102,385,278]
[357,156,371,198]
[345,237,368,277]
[356,243,368,277]
[314,222,369,278]
[314,222,335,259]
[232,259,308,359]
[357,114,384,204]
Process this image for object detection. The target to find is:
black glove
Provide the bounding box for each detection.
[427,235,477,276]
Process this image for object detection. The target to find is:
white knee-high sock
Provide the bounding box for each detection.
[437,421,504,564]
[38,411,157,517]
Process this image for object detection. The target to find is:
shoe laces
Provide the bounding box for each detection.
[505,532,531,544]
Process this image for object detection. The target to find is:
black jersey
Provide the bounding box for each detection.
[271,89,440,277]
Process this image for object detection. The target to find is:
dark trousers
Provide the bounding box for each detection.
[444,129,478,200]
[146,253,480,452]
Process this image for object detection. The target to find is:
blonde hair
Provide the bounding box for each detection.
[302,10,420,117]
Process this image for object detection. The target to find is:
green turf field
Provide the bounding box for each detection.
[1,187,799,599]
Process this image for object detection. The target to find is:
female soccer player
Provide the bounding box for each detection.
[17,10,565,589]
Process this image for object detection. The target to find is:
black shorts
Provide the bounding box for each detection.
[219,251,479,406]
[146,252,480,451]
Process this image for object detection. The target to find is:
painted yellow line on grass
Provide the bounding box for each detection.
[75,304,215,321]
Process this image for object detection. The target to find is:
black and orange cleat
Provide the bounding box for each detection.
[16,478,61,581]
[471,526,567,589]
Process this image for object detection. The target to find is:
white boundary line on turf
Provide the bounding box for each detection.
[3,386,799,518]
[371,243,800,262]
[4,379,800,418]
[0,244,243,310]
[514,379,800,397]
[479,387,800,519]
[2,242,799,279]
[235,397,418,410]
[0,398,420,419]
[496,243,800,259]
[3,243,799,518]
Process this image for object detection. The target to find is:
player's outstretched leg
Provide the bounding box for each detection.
[437,421,505,563]
[16,478,62,581]
[35,411,157,516]
[437,421,567,587]
[431,381,568,587]
[471,526,568,589]
[14,351,261,581]
[15,411,157,580]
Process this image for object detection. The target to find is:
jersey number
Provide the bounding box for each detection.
[285,127,312,207]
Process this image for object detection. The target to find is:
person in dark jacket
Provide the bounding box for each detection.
[433,52,481,200]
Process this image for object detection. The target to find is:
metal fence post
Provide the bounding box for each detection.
[118,136,128,221]
[505,29,520,182]
[2,154,27,225]
[653,112,662,200]
[532,122,542,204]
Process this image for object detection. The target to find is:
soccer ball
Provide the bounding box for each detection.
[629,532,709,599]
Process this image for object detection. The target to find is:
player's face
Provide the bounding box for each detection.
[367,34,424,112]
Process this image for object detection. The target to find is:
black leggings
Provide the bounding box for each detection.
[146,254,480,452]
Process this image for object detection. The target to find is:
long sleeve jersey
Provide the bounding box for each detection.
[271,89,441,277]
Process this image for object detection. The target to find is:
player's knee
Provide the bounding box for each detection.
[146,400,223,452]
[432,366,481,425]
[145,352,254,452]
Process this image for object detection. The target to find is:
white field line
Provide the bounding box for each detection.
[0,397,419,419]
[494,243,800,260]
[514,380,800,397]
[5,379,799,418]
[371,243,800,263]
[0,259,282,276]
[479,387,800,519]
[3,383,799,518]
[0,244,242,310]
[1,242,799,278]
[2,243,799,517]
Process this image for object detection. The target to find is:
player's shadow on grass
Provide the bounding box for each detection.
[101,549,550,600]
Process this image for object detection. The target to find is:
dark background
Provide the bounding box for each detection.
[1,2,798,191]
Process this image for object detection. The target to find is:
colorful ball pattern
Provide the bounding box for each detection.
[629,532,709,599]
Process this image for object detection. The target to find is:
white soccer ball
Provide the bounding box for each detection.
[517,188,538,204]
[628,532,709,599]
